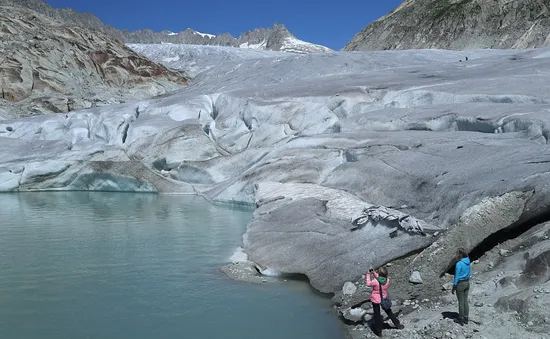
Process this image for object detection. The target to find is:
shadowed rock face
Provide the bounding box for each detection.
[522,250,550,284]
[344,0,550,51]
[492,243,550,333]
[0,5,188,116]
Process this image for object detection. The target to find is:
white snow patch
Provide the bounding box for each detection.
[240,40,267,50]
[280,36,333,54]
[166,31,178,36]
[229,247,249,263]
[258,267,283,277]
[162,56,180,63]
[349,308,367,317]
[194,31,216,39]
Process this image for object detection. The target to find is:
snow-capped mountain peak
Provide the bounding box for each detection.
[163,29,216,39]
[280,36,333,54]
[124,24,332,54]
[193,30,216,39]
[234,23,333,54]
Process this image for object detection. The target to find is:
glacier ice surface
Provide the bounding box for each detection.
[4,45,550,292]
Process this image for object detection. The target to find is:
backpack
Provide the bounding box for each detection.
[378,281,392,310]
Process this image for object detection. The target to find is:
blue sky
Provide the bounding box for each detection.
[46,0,403,50]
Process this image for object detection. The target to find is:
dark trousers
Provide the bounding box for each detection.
[372,303,401,336]
[456,280,470,320]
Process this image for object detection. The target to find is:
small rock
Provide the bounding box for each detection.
[499,249,510,256]
[434,231,440,237]
[527,321,534,326]
[474,301,484,307]
[445,332,452,337]
[342,307,367,323]
[386,263,392,267]
[544,289,550,294]
[343,281,357,296]
[488,261,494,269]
[409,271,423,284]
[544,235,549,240]
[473,260,480,264]
[442,283,454,291]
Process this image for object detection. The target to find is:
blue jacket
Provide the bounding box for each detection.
[454,257,471,286]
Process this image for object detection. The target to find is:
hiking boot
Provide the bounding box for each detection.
[395,324,405,330]
[464,317,469,325]
[454,318,464,326]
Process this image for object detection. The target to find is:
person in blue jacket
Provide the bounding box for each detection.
[452,248,471,325]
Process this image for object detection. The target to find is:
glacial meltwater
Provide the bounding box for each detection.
[0,192,345,339]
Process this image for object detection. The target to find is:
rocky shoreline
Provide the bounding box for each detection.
[221,219,550,339]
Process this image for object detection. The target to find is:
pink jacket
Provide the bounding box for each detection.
[366,272,390,304]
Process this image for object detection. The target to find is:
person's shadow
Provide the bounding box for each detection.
[442,311,481,325]
[365,310,403,334]
[441,311,459,320]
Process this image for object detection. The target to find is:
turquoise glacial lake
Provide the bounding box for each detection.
[0,192,344,339]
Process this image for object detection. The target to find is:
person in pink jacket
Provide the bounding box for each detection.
[366,266,404,337]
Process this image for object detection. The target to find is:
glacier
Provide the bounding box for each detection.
[2,45,550,293]
[128,44,284,77]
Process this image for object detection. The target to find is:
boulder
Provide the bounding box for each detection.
[442,283,454,291]
[343,282,357,296]
[341,308,367,323]
[500,249,511,256]
[409,271,423,284]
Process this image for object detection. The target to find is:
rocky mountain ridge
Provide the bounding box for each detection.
[0,4,188,117]
[121,24,333,54]
[345,0,550,51]
[0,0,122,38]
[0,0,331,53]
